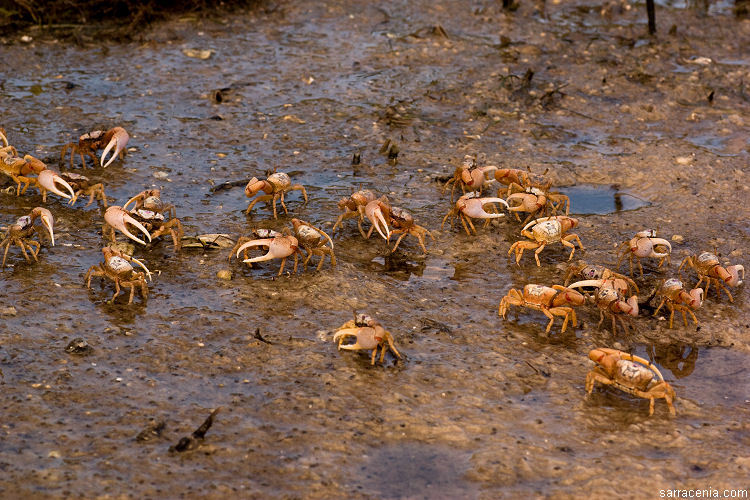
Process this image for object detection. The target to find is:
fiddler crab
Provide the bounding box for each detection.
[568,278,639,335]
[678,251,743,302]
[387,205,434,254]
[564,260,638,293]
[1,147,75,202]
[291,218,336,270]
[441,192,509,235]
[333,313,402,365]
[60,172,108,207]
[85,246,152,304]
[616,229,671,277]
[231,228,303,276]
[442,155,496,201]
[494,168,569,211]
[332,189,377,238]
[122,189,183,251]
[586,347,676,416]
[498,284,585,334]
[1,207,55,268]
[508,216,583,266]
[653,278,703,329]
[61,127,130,169]
[244,171,307,218]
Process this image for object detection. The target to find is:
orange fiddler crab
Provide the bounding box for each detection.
[563,260,638,293]
[1,207,55,268]
[85,246,152,304]
[60,172,108,207]
[291,218,336,270]
[616,229,671,277]
[387,206,434,254]
[231,228,303,276]
[678,251,743,302]
[508,216,583,266]
[568,278,639,335]
[244,171,307,218]
[442,155,496,201]
[123,189,184,251]
[441,192,509,235]
[61,127,130,168]
[332,189,377,238]
[586,347,676,416]
[333,313,401,365]
[1,147,75,202]
[498,284,585,334]
[653,278,703,328]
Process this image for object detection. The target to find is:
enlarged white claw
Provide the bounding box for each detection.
[100,127,129,168]
[35,207,55,246]
[522,216,556,233]
[130,257,152,281]
[235,238,274,259]
[38,169,75,200]
[105,206,152,246]
[647,238,672,258]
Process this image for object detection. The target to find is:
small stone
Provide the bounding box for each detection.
[153,171,169,179]
[671,235,684,243]
[675,156,692,165]
[47,450,61,458]
[216,269,232,280]
[66,338,93,356]
[730,249,743,257]
[0,306,17,316]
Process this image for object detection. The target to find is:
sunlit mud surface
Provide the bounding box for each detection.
[1,0,749,497]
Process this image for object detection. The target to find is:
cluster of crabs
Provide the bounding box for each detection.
[440,155,743,416]
[2,126,745,416]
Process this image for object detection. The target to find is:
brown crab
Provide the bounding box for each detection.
[60,172,108,207]
[291,218,336,270]
[568,279,639,335]
[508,216,584,266]
[1,207,55,268]
[387,206,434,254]
[244,171,307,218]
[586,347,676,416]
[61,127,130,169]
[498,284,585,334]
[442,155,496,201]
[0,151,75,201]
[332,189,377,237]
[85,246,151,304]
[332,313,402,365]
[678,251,743,302]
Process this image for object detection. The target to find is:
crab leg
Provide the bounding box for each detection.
[37,169,75,201]
[100,127,130,168]
[104,206,152,246]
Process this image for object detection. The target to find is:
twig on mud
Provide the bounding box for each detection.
[169,407,221,453]
[208,179,252,194]
[254,327,273,345]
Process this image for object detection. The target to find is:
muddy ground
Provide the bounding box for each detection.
[1,0,749,498]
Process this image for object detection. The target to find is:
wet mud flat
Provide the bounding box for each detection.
[1,0,749,498]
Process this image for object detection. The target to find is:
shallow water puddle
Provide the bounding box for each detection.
[557,184,650,215]
[354,443,478,499]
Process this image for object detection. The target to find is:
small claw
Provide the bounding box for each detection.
[100,127,129,168]
[566,279,603,290]
[104,206,152,245]
[130,257,152,281]
[37,170,75,200]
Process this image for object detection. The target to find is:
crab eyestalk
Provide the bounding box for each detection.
[37,169,75,200]
[100,127,129,168]
[31,207,55,246]
[104,206,152,246]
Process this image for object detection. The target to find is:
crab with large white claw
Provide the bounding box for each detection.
[332,189,377,237]
[61,127,130,169]
[616,229,671,277]
[568,279,639,335]
[233,231,303,276]
[441,192,510,235]
[0,152,75,201]
[104,206,152,246]
[1,207,55,268]
[36,168,76,202]
[332,314,402,365]
[508,216,584,266]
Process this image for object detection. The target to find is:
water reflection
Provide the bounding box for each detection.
[557,184,650,215]
[647,343,699,379]
[369,253,426,280]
